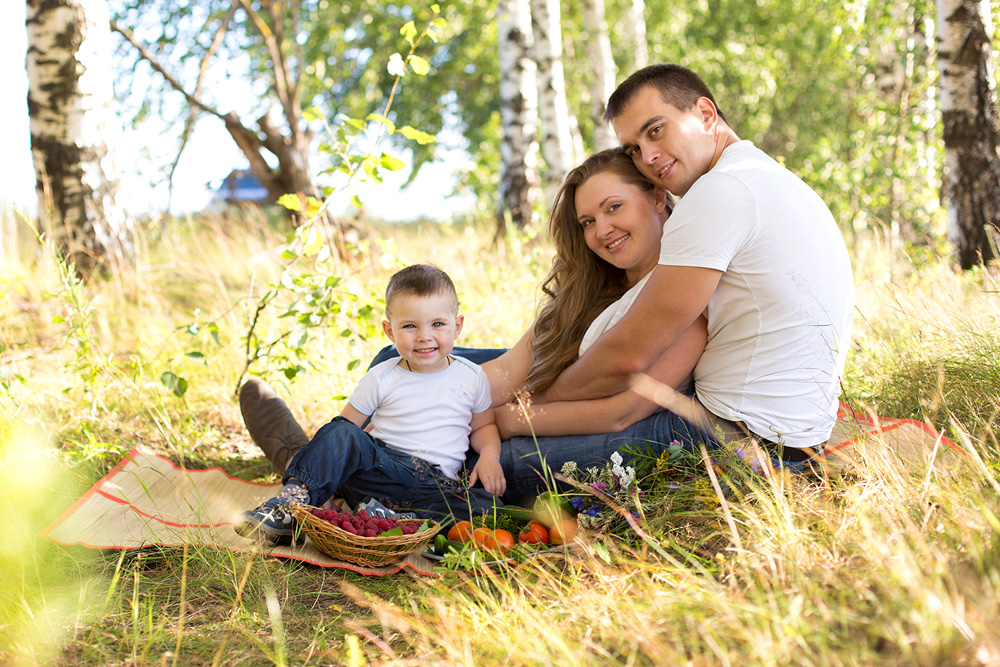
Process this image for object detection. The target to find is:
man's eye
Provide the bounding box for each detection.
[649,125,661,137]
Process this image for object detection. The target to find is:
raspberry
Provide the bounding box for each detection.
[364,528,378,537]
[357,509,369,520]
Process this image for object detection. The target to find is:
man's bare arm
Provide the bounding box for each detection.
[497,315,707,437]
[544,265,721,402]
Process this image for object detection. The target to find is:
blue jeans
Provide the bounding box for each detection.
[369,345,720,505]
[283,416,501,524]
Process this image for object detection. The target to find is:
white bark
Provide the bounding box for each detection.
[497,0,541,231]
[584,0,618,150]
[623,0,649,71]
[26,0,133,275]
[936,0,1000,268]
[531,0,577,188]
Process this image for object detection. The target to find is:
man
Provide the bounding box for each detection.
[543,64,855,460]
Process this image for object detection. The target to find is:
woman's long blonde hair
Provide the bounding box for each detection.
[525,148,672,393]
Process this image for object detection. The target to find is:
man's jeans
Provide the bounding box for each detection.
[368,346,720,505]
[283,416,501,524]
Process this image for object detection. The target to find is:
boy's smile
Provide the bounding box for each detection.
[382,292,463,374]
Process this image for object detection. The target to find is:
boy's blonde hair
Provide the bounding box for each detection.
[385,264,459,316]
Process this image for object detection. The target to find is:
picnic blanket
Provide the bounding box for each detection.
[41,403,964,571]
[40,446,440,576]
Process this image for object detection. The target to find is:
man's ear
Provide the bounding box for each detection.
[696,96,719,129]
[381,320,395,342]
[454,314,465,337]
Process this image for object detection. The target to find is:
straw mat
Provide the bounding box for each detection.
[40,446,440,576]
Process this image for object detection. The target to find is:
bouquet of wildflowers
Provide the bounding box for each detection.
[560,451,645,533]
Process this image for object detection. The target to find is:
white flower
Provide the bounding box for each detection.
[610,451,623,466]
[561,461,579,476]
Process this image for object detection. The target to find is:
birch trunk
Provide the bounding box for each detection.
[26,0,134,276]
[584,0,618,150]
[936,0,1000,269]
[531,0,577,188]
[497,0,541,233]
[623,0,649,71]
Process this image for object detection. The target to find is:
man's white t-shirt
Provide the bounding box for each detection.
[348,356,492,479]
[655,140,854,447]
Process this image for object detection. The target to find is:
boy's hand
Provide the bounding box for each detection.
[469,456,506,497]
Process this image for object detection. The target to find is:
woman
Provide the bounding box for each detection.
[241,149,713,504]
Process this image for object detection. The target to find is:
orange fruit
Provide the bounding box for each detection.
[472,527,494,550]
[485,529,515,553]
[447,520,474,542]
[518,521,549,545]
[549,518,578,545]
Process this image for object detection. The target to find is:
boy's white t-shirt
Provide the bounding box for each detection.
[348,356,492,479]
[656,140,854,447]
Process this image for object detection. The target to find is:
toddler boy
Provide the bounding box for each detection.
[235,264,505,545]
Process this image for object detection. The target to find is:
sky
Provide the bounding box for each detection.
[1,4,472,222]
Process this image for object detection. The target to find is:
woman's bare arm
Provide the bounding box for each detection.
[481,327,534,407]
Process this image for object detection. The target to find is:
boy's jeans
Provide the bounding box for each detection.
[283,416,501,523]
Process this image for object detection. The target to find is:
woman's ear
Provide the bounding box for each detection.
[653,188,670,214]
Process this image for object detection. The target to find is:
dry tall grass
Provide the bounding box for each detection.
[1,211,999,666]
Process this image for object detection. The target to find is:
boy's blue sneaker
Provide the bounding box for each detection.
[234,481,310,545]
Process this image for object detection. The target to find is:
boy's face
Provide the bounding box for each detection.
[612,85,721,197]
[382,292,463,374]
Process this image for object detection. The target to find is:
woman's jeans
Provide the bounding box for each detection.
[284,416,501,524]
[368,345,719,506]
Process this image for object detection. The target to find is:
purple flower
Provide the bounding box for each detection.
[571,497,586,511]
[631,486,645,497]
[590,481,607,493]
[586,505,602,517]
[669,440,681,448]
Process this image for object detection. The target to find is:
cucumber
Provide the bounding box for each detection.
[496,505,534,523]
[432,534,463,556]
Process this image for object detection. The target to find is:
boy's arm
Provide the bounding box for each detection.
[339,403,369,428]
[467,408,506,497]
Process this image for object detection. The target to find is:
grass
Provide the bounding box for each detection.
[2,207,999,665]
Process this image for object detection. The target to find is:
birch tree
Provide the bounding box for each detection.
[497,0,541,232]
[936,0,1000,269]
[583,0,619,150]
[26,0,134,276]
[623,0,649,71]
[531,0,577,188]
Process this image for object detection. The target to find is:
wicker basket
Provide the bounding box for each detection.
[289,503,439,567]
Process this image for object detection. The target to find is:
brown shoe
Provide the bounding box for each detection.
[239,377,310,475]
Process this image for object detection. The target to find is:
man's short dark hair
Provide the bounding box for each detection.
[385,264,459,314]
[604,63,727,124]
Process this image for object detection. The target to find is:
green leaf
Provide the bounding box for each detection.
[289,326,308,349]
[366,113,396,133]
[387,53,406,77]
[380,153,406,171]
[160,372,188,398]
[351,194,363,208]
[52,315,64,324]
[397,126,435,145]
[400,20,417,45]
[302,106,323,122]
[431,3,441,13]
[301,227,324,256]
[347,359,360,371]
[184,351,206,363]
[277,193,302,212]
[408,55,430,76]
